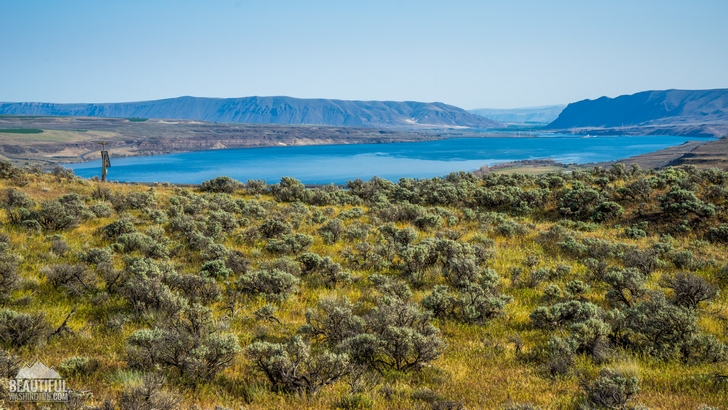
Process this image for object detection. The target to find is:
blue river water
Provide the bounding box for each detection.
[67,134,713,184]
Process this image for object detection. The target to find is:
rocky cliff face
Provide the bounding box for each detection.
[0,96,499,128]
[547,89,728,129]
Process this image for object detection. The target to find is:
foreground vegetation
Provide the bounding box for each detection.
[0,162,727,409]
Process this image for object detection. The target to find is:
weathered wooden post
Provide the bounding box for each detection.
[98,142,111,181]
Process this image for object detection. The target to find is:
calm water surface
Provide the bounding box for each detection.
[68,134,713,184]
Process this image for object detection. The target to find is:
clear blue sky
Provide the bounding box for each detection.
[1,0,726,109]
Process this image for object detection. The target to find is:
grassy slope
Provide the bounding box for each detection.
[0,170,726,409]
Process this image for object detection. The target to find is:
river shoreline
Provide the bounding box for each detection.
[66,135,715,184]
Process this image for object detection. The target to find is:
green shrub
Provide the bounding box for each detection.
[265,233,314,255]
[622,248,662,276]
[166,273,221,304]
[706,224,728,244]
[260,257,302,276]
[246,336,350,394]
[619,292,700,359]
[59,356,99,377]
[581,368,639,409]
[103,218,137,239]
[345,298,445,372]
[557,185,602,219]
[225,250,249,275]
[301,297,365,347]
[660,187,715,219]
[271,176,307,202]
[90,203,113,218]
[148,209,168,223]
[530,300,600,330]
[414,213,442,231]
[0,309,50,348]
[78,247,112,265]
[116,232,168,259]
[592,201,624,222]
[423,267,510,325]
[200,259,233,279]
[297,252,325,275]
[253,304,280,324]
[200,176,241,194]
[660,272,717,309]
[259,218,291,239]
[110,190,156,212]
[545,336,576,377]
[495,220,530,237]
[604,268,647,308]
[42,263,96,296]
[117,373,180,410]
[201,242,229,261]
[319,218,345,244]
[0,255,19,305]
[126,305,240,383]
[237,269,299,301]
[29,198,88,231]
[119,258,185,317]
[245,179,267,195]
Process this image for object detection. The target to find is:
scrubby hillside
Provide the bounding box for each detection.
[0,163,727,409]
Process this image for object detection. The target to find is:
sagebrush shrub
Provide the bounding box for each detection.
[0,255,19,305]
[604,268,647,308]
[103,218,137,239]
[110,190,157,212]
[59,356,99,377]
[245,179,267,195]
[117,373,180,410]
[51,238,71,256]
[200,259,233,279]
[0,347,21,378]
[78,247,113,265]
[200,176,241,194]
[167,273,221,304]
[301,297,365,347]
[259,218,291,239]
[319,218,345,244]
[0,309,50,348]
[582,368,639,409]
[237,269,299,301]
[660,272,717,309]
[545,336,576,377]
[119,258,185,317]
[126,304,240,383]
[43,263,96,296]
[246,336,350,394]
[90,203,113,218]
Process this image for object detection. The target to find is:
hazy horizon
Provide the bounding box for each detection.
[2,0,727,109]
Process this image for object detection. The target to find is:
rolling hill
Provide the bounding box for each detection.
[0,96,499,128]
[546,89,728,137]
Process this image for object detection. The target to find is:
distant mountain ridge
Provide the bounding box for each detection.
[547,89,728,130]
[0,96,499,128]
[469,105,565,124]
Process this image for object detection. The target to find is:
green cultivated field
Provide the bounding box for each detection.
[0,163,726,409]
[0,128,44,134]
